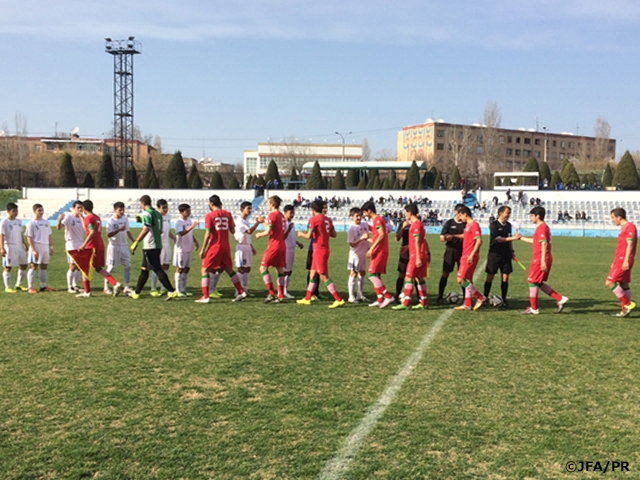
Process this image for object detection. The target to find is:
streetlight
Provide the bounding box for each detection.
[335,131,352,163]
[542,126,548,165]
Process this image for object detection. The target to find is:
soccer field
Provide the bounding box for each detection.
[1,231,639,479]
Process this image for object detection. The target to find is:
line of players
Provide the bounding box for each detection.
[0,196,636,316]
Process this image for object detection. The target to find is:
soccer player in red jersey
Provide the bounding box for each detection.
[76,200,121,297]
[606,207,637,317]
[518,206,568,315]
[197,195,246,304]
[392,203,430,310]
[296,200,345,309]
[256,195,287,303]
[454,205,485,311]
[361,201,395,309]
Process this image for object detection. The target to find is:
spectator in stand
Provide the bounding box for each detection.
[492,196,499,207]
[529,198,535,206]
[575,210,581,221]
[506,188,512,202]
[489,213,496,223]
[557,211,564,223]
[481,201,488,212]
[581,211,588,221]
[438,179,444,190]
[517,190,524,205]
[564,210,572,221]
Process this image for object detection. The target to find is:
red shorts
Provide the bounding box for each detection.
[91,246,105,269]
[457,255,478,281]
[368,251,388,275]
[311,250,330,275]
[607,263,633,284]
[405,257,427,279]
[203,247,233,271]
[527,263,552,284]
[261,246,286,268]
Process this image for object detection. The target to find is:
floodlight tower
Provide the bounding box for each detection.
[105,36,141,187]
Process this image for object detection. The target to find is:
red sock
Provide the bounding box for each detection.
[83,279,90,294]
[201,275,209,299]
[530,296,538,310]
[403,283,413,307]
[375,286,384,302]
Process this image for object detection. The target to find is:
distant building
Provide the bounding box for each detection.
[397,119,616,171]
[243,142,363,186]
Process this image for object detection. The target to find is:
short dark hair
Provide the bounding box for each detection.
[349,207,362,217]
[405,203,419,216]
[497,205,511,215]
[114,201,125,210]
[156,199,168,208]
[361,201,376,214]
[530,206,546,220]
[178,203,191,213]
[72,200,83,208]
[283,204,295,213]
[458,205,472,217]
[140,195,151,207]
[209,195,222,208]
[454,203,466,212]
[611,207,626,219]
[311,200,325,213]
[240,201,252,210]
[82,200,94,212]
[6,202,17,212]
[32,203,43,212]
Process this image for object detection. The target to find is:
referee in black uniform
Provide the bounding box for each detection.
[436,204,466,303]
[483,205,521,308]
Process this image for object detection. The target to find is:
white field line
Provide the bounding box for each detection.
[318,261,487,480]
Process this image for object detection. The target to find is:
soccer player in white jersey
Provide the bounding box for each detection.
[57,200,85,293]
[105,202,135,294]
[151,199,175,296]
[283,204,304,299]
[26,203,54,293]
[0,202,28,293]
[233,201,263,296]
[347,207,370,303]
[173,203,199,296]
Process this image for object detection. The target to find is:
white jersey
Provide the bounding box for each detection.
[106,216,130,247]
[0,218,23,246]
[174,217,195,253]
[61,213,85,250]
[26,219,52,245]
[161,214,171,246]
[284,221,297,250]
[234,217,252,245]
[348,222,370,257]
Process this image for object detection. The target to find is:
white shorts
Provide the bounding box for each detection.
[3,245,27,268]
[285,247,295,272]
[235,244,253,269]
[348,251,367,272]
[173,249,192,269]
[107,244,131,268]
[160,242,172,265]
[28,245,50,265]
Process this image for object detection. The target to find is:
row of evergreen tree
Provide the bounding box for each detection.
[56,151,242,189]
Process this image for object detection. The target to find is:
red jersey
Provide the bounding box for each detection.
[308,214,333,252]
[371,215,389,256]
[614,222,637,265]
[266,210,286,249]
[462,220,481,258]
[83,213,104,249]
[532,223,552,262]
[409,220,428,261]
[205,209,235,252]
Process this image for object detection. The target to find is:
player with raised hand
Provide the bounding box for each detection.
[1,202,28,293]
[517,206,568,315]
[196,195,246,304]
[234,201,263,297]
[105,202,135,295]
[392,203,430,310]
[454,205,485,311]
[57,201,84,293]
[25,204,54,293]
[173,204,199,297]
[256,195,287,303]
[606,207,637,317]
[361,201,395,309]
[346,207,369,303]
[296,200,345,308]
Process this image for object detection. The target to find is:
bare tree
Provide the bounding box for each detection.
[444,124,476,178]
[269,137,312,175]
[361,138,371,161]
[481,101,503,185]
[594,116,611,161]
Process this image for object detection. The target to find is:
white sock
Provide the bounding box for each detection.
[17,269,26,287]
[243,272,250,291]
[284,275,291,294]
[124,265,131,285]
[181,273,188,293]
[210,272,221,293]
[67,270,74,289]
[348,276,355,298]
[39,269,47,288]
[73,270,81,288]
[175,272,181,293]
[3,271,11,289]
[358,275,365,297]
[151,271,158,290]
[27,269,35,289]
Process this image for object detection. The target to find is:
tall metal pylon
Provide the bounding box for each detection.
[105,36,141,187]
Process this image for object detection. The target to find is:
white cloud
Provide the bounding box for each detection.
[2,0,640,50]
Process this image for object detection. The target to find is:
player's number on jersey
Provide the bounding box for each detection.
[324,219,331,233]
[215,217,229,231]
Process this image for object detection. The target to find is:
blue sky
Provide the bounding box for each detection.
[2,0,640,163]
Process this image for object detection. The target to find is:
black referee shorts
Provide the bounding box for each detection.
[142,249,163,271]
[485,252,513,275]
[442,247,462,274]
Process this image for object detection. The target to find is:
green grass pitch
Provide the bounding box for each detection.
[1,230,639,479]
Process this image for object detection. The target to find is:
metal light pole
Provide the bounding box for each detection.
[543,126,548,165]
[335,131,352,162]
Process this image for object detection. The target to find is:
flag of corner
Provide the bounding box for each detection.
[67,249,95,280]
